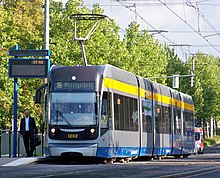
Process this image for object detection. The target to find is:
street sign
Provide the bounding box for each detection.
[8,45,50,157]
[9,58,49,78]
[9,49,50,57]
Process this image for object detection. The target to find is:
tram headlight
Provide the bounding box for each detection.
[51,128,56,134]
[89,127,97,139]
[90,128,95,134]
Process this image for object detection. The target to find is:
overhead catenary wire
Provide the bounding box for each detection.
[114,0,191,58]
[112,0,220,49]
[85,1,220,35]
[110,0,210,6]
[86,0,220,57]
[158,0,220,55]
[186,1,220,41]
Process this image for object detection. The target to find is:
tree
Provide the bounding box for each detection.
[1,0,220,130]
[123,22,168,83]
[0,0,44,128]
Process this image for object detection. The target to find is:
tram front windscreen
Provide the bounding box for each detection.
[50,92,97,126]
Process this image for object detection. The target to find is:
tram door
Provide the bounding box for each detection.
[113,93,140,158]
[141,98,154,156]
[139,79,154,157]
[99,92,115,157]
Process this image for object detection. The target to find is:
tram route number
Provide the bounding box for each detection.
[68,133,78,139]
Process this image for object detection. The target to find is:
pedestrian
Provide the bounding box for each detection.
[19,110,38,157]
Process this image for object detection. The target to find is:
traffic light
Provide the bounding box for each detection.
[172,75,179,88]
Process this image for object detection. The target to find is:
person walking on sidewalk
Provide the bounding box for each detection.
[19,110,38,157]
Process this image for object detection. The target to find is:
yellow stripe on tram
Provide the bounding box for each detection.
[172,98,182,108]
[181,101,194,111]
[104,78,138,96]
[103,78,194,112]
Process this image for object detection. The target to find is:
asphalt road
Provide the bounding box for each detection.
[0,143,220,178]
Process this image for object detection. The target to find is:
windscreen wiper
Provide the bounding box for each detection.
[56,110,74,128]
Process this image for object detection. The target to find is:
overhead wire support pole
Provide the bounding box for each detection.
[189,53,207,87]
[191,55,195,87]
[44,0,49,53]
[43,0,49,157]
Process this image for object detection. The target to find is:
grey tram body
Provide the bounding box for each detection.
[38,64,194,160]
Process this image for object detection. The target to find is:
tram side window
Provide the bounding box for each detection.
[174,108,181,135]
[114,94,138,131]
[155,104,162,133]
[142,100,153,133]
[101,92,111,129]
[155,105,171,134]
[183,111,194,136]
[119,95,125,130]
[130,98,138,131]
[162,106,171,134]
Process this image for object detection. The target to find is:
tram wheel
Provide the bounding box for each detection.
[174,155,181,159]
[183,155,189,158]
[103,158,114,164]
[58,156,71,164]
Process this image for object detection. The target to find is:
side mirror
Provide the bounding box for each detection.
[35,90,42,104]
[35,83,48,104]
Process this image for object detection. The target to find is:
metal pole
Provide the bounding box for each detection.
[191,55,195,87]
[44,0,49,52]
[0,130,2,158]
[12,44,19,157]
[43,0,50,157]
[13,78,18,157]
[79,41,88,66]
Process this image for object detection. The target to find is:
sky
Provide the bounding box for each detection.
[61,0,220,60]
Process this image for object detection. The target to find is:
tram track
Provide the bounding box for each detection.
[155,164,220,178]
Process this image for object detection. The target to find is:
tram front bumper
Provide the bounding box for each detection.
[48,143,98,157]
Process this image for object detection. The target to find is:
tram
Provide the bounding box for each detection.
[35,64,194,162]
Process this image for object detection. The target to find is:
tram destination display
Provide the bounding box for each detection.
[9,58,49,78]
[53,81,95,91]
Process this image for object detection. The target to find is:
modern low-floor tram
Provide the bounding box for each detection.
[36,64,194,162]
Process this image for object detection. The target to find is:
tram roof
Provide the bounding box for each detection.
[50,64,138,86]
[49,64,193,105]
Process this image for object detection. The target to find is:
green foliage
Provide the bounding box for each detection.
[165,47,189,90]
[204,135,220,146]
[123,23,168,82]
[0,0,44,129]
[1,0,220,130]
[188,53,220,119]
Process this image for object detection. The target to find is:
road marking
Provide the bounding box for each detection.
[184,169,220,178]
[155,165,220,178]
[2,158,38,167]
[35,170,95,178]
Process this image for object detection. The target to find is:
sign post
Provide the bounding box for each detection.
[9,45,50,157]
[13,45,18,158]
